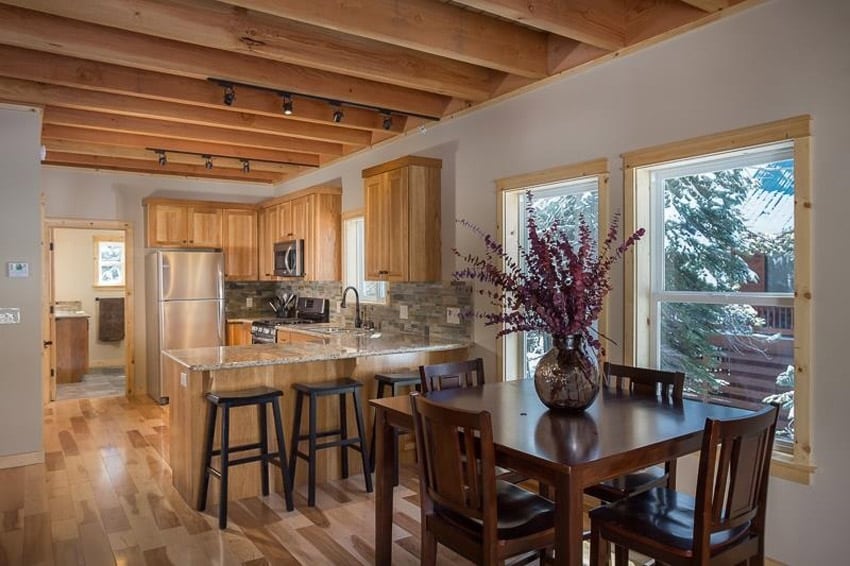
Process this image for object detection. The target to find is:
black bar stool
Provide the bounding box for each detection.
[198,386,295,529]
[289,378,373,507]
[369,370,421,485]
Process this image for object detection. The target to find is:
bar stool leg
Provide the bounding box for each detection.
[218,405,231,529]
[352,387,373,493]
[307,393,318,506]
[198,400,217,511]
[270,398,294,512]
[340,392,349,479]
[258,402,270,496]
[288,390,304,484]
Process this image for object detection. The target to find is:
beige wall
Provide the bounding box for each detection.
[53,227,125,367]
[0,104,43,463]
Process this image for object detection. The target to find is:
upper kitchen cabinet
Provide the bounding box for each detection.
[222,208,258,280]
[144,199,222,248]
[258,187,341,282]
[363,156,442,281]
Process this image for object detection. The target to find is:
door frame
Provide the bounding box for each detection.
[42,217,135,403]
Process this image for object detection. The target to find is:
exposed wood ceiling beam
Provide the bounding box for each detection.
[44,151,283,183]
[0,77,372,146]
[42,107,344,158]
[41,125,321,168]
[218,0,548,79]
[0,0,497,102]
[0,4,451,117]
[451,0,625,51]
[625,0,707,45]
[0,46,408,134]
[678,0,733,12]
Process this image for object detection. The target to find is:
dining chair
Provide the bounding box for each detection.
[589,404,779,566]
[419,357,485,392]
[584,362,686,503]
[409,392,555,565]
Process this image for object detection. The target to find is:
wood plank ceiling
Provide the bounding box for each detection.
[0,0,756,184]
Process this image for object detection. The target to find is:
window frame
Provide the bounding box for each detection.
[341,209,387,305]
[92,235,125,288]
[622,116,814,484]
[495,158,609,381]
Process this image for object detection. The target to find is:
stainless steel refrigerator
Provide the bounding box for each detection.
[145,250,225,404]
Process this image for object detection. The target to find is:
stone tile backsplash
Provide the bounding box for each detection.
[225,280,472,341]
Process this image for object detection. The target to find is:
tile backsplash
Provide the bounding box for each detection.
[225,280,472,341]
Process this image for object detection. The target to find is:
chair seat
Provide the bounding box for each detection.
[435,480,555,540]
[589,487,750,552]
[584,466,667,501]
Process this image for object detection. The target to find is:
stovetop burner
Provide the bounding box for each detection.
[252,317,313,327]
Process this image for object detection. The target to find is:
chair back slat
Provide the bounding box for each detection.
[410,392,496,525]
[603,362,684,400]
[420,358,486,393]
[695,404,778,558]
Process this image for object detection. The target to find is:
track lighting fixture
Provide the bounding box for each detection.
[223,84,236,106]
[282,93,293,116]
[331,103,344,123]
[147,147,318,169]
[156,150,167,166]
[382,112,393,130]
[203,155,213,169]
[241,159,250,173]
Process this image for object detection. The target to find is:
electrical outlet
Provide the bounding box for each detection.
[446,307,461,325]
[399,304,409,320]
[180,372,188,388]
[336,301,342,313]
[246,296,253,308]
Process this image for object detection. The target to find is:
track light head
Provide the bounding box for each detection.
[241,159,250,173]
[156,150,167,167]
[282,93,293,116]
[382,112,393,130]
[203,155,213,169]
[223,84,236,106]
[331,103,344,123]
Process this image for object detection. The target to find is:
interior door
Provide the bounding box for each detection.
[42,224,56,402]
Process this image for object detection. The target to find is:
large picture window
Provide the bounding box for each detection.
[498,160,607,380]
[624,117,813,483]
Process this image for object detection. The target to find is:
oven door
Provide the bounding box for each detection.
[274,240,304,277]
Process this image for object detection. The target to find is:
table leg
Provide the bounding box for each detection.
[554,475,584,566]
[374,406,395,565]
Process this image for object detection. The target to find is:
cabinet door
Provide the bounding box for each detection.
[222,209,258,280]
[187,206,223,248]
[365,169,408,280]
[290,195,312,240]
[226,321,252,345]
[147,203,188,247]
[277,201,293,241]
[258,206,278,280]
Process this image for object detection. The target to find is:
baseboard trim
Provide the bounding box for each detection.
[0,450,43,469]
[766,557,786,566]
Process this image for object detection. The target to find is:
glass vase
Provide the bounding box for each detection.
[533,334,600,411]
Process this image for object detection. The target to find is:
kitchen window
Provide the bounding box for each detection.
[497,159,607,381]
[93,236,125,288]
[342,211,387,304]
[623,116,813,483]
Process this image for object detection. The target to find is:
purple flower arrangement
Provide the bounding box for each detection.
[453,193,645,353]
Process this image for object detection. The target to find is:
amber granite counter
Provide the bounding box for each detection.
[162,331,468,506]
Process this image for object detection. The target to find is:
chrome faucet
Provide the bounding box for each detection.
[341,286,362,328]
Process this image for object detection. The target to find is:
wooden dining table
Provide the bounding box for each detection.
[370,378,752,566]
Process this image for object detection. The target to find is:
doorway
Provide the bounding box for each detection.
[42,219,134,403]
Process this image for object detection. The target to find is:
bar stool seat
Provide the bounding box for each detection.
[198,386,294,529]
[369,370,420,483]
[289,378,373,506]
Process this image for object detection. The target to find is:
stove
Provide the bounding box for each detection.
[250,296,330,343]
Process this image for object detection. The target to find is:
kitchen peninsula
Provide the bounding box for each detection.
[161,329,468,507]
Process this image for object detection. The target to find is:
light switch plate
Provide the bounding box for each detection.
[0,308,20,324]
[446,307,461,325]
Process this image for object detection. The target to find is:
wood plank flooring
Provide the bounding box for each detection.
[0,395,612,565]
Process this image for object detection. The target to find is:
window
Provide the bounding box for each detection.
[342,212,387,303]
[624,116,813,483]
[497,160,607,380]
[93,236,125,287]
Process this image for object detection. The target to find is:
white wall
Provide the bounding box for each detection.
[27,0,850,559]
[53,228,126,367]
[0,104,43,461]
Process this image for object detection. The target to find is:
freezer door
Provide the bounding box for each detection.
[158,250,224,301]
[160,299,225,350]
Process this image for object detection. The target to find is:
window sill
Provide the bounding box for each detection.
[771,452,815,485]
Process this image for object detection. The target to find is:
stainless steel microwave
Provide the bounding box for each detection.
[274,239,304,277]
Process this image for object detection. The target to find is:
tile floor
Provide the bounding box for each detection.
[55,366,126,401]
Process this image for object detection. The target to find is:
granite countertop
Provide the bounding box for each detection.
[55,310,91,319]
[163,330,470,371]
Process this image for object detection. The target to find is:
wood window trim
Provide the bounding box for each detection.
[621,115,814,484]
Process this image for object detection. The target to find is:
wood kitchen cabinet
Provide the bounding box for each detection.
[222,208,258,280]
[226,321,253,345]
[56,315,89,383]
[363,156,442,281]
[144,199,222,248]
